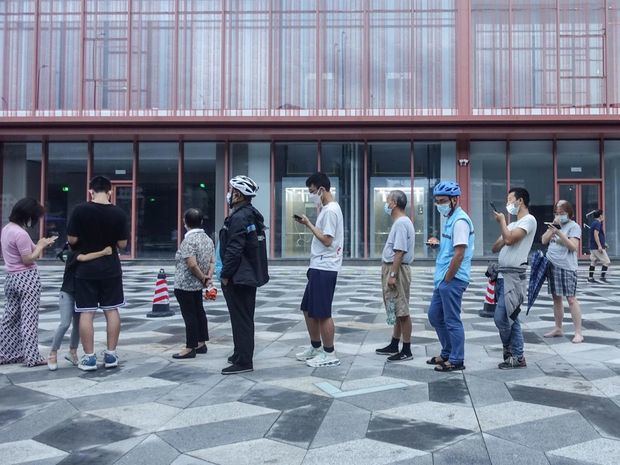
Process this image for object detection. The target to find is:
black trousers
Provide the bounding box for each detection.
[222,283,257,367]
[174,289,209,348]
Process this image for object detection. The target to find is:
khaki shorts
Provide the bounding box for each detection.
[381,263,411,317]
[590,248,611,267]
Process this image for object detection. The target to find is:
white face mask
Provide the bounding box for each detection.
[309,189,323,207]
[506,202,519,216]
[226,192,232,207]
[558,214,569,224]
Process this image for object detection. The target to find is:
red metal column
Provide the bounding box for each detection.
[553,138,558,202]
[506,139,511,194]
[86,138,93,196]
[127,0,133,112]
[177,139,183,249]
[131,139,138,258]
[363,140,368,258]
[172,0,180,113]
[221,0,226,113]
[455,0,471,116]
[32,0,41,113]
[269,140,275,257]
[600,137,605,211]
[409,140,414,223]
[79,0,87,114]
[456,138,470,212]
[39,140,48,238]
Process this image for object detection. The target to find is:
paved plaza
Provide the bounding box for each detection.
[1,265,620,465]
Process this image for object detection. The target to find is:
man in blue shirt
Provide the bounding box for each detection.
[426,181,474,372]
[588,209,610,284]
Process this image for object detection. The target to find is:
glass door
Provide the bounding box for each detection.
[558,182,601,257]
[111,182,134,258]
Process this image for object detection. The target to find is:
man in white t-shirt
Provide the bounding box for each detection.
[294,172,344,368]
[492,187,537,370]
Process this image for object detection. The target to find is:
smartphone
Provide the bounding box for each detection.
[293,214,303,221]
[489,201,499,213]
[544,222,561,229]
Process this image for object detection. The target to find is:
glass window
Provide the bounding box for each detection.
[321,142,364,258]
[369,7,412,112]
[131,1,175,110]
[137,142,178,257]
[93,142,133,181]
[273,4,316,111]
[509,140,553,251]
[557,140,600,179]
[230,142,271,255]
[226,2,270,111]
[413,142,453,258]
[85,0,130,111]
[368,142,411,257]
[470,141,507,257]
[46,143,88,255]
[38,1,82,111]
[273,142,317,258]
[321,5,364,111]
[178,2,222,111]
[604,140,620,257]
[184,142,223,238]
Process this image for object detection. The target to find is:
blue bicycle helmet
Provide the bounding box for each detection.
[433,181,461,197]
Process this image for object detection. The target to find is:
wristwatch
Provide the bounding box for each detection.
[389,271,397,278]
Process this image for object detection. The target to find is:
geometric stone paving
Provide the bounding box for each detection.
[1,264,620,465]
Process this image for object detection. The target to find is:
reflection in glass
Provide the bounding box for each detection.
[580,184,600,255]
[509,141,553,250]
[368,143,410,257]
[604,141,620,257]
[1,143,42,241]
[46,143,88,256]
[93,142,133,181]
[273,142,317,257]
[137,142,178,257]
[184,143,221,238]
[470,141,507,257]
[557,140,600,179]
[321,142,364,258]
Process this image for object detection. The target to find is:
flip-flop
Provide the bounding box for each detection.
[434,361,465,372]
[426,356,445,365]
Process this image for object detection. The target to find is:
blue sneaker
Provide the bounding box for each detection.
[78,354,97,371]
[104,351,119,369]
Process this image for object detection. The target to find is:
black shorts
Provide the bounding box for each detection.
[301,268,338,319]
[74,276,125,312]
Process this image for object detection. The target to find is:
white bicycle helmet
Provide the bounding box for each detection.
[229,175,259,197]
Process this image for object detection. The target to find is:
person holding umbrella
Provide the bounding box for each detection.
[491,187,537,369]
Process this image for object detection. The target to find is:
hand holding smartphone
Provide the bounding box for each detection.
[489,201,499,213]
[293,214,303,222]
[544,222,561,229]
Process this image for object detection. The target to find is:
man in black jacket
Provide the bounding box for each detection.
[219,175,269,375]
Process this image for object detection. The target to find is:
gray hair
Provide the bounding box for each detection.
[389,190,407,210]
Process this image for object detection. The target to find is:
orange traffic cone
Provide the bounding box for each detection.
[147,268,174,318]
[478,279,496,318]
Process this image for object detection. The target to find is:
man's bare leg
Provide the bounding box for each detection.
[103,309,121,351]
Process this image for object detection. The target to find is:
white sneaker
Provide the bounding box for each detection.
[296,346,321,361]
[306,351,340,368]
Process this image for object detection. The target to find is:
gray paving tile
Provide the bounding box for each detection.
[311,400,371,448]
[0,400,79,444]
[428,377,471,405]
[432,434,492,465]
[266,398,333,447]
[464,374,513,407]
[114,434,180,465]
[484,433,551,465]
[366,414,474,452]
[156,412,280,452]
[34,414,140,451]
[488,412,600,452]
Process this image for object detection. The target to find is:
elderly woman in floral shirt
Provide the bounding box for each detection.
[172,208,215,359]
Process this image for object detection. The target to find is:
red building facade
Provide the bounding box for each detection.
[1,0,620,259]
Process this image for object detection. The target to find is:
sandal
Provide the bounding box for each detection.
[426,356,445,365]
[434,361,465,372]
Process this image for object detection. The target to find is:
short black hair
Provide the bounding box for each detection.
[509,187,530,207]
[389,190,407,210]
[89,175,112,193]
[593,209,603,219]
[305,172,331,191]
[184,208,203,229]
[9,197,45,227]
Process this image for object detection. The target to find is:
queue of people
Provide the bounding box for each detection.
[0,172,605,373]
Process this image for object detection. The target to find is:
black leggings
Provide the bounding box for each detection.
[174,289,209,348]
